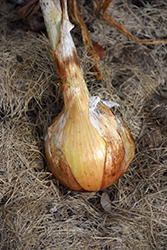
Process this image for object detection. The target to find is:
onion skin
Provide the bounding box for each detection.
[89,102,135,190]
[41,0,135,192]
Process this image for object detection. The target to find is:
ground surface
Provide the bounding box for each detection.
[0,0,167,249]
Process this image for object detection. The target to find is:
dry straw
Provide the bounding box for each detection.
[0,0,167,249]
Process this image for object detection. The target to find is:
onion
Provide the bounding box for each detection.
[40,0,135,192]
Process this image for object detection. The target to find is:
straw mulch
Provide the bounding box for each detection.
[0,0,167,249]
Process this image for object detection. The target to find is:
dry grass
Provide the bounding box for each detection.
[0,0,167,249]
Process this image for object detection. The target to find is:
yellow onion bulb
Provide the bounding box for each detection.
[45,95,135,192]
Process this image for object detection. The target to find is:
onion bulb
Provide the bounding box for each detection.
[40,0,135,192]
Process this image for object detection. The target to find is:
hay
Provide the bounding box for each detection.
[0,0,167,249]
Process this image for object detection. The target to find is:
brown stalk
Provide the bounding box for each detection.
[98,0,167,45]
[69,0,103,80]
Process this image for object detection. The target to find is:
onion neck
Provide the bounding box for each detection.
[51,50,90,114]
[50,0,90,115]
